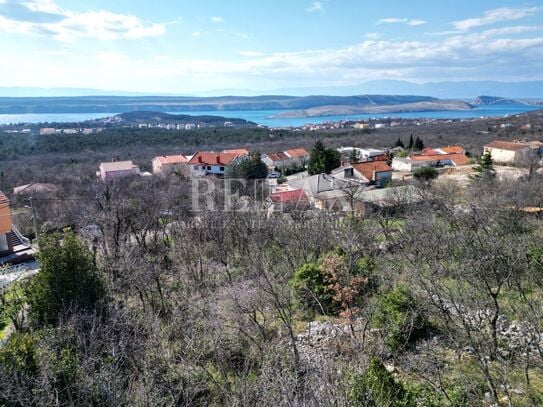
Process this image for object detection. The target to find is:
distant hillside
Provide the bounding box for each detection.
[111,111,255,126]
[4,80,543,99]
[273,100,473,119]
[0,95,437,114]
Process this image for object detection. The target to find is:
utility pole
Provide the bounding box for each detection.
[28,196,39,241]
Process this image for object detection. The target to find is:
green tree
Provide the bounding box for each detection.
[373,285,429,352]
[308,141,341,175]
[414,136,424,151]
[407,134,414,150]
[394,138,405,148]
[413,166,439,185]
[477,152,495,173]
[290,261,337,315]
[349,148,360,163]
[349,357,416,406]
[226,152,269,179]
[26,230,105,327]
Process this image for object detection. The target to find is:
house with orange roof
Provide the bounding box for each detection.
[262,151,291,169]
[262,148,309,169]
[188,151,248,176]
[152,154,189,176]
[392,145,471,172]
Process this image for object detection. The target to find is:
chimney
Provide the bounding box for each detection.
[198,155,202,163]
[216,154,221,165]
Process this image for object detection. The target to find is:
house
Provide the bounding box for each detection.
[357,148,386,161]
[98,161,141,181]
[392,145,470,172]
[284,148,310,167]
[262,151,291,169]
[391,157,433,172]
[351,161,393,187]
[333,161,393,187]
[188,151,247,176]
[13,183,59,203]
[269,189,310,210]
[152,155,189,176]
[262,148,309,170]
[288,173,367,211]
[483,140,541,164]
[0,191,33,265]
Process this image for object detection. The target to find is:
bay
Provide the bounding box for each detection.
[0,104,540,127]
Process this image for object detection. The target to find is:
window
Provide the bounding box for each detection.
[193,166,198,170]
[220,166,225,171]
[207,166,211,170]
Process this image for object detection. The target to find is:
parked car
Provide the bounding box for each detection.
[267,171,281,178]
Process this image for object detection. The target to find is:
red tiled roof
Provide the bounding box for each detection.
[153,155,188,165]
[222,148,250,155]
[270,189,308,203]
[421,148,438,156]
[188,151,240,166]
[484,140,531,151]
[411,153,470,166]
[352,161,392,181]
[267,152,290,162]
[285,148,309,158]
[440,146,465,154]
[0,191,9,205]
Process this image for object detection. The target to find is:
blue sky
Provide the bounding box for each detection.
[0,0,543,93]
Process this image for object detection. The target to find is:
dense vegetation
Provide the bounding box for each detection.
[1,166,543,405]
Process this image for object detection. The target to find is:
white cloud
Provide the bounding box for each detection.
[211,16,224,23]
[0,0,166,41]
[238,51,264,57]
[378,17,407,24]
[192,31,201,36]
[378,17,427,26]
[307,2,323,13]
[2,14,543,91]
[364,32,381,40]
[453,7,543,32]
[407,19,427,26]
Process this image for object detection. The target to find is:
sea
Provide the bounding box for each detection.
[0,104,540,127]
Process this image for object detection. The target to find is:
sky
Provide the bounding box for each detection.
[0,0,543,93]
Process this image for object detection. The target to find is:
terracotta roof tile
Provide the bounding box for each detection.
[188,151,240,166]
[440,146,465,154]
[285,148,309,158]
[153,155,188,165]
[351,161,392,181]
[411,153,470,166]
[270,189,308,203]
[222,148,250,155]
[484,140,531,151]
[0,191,9,205]
[267,152,290,161]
